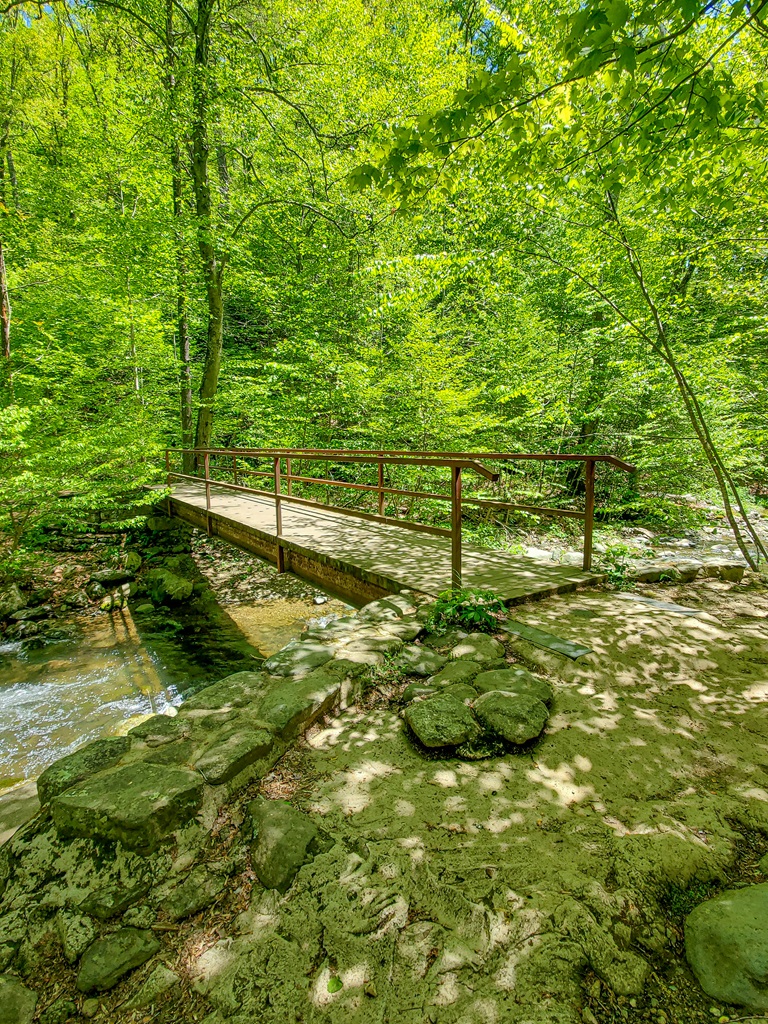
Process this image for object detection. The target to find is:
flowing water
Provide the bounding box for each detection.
[0,592,348,840]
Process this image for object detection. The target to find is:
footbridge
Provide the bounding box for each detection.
[157,448,635,605]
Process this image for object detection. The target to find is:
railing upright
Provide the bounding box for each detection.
[232,453,238,486]
[377,458,385,516]
[274,456,285,573]
[451,464,462,590]
[165,449,171,488]
[583,459,595,571]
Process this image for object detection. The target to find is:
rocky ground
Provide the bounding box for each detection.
[2,572,768,1024]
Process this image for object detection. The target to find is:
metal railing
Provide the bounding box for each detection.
[163,447,636,588]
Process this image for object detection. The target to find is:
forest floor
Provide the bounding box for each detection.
[54,570,766,1024]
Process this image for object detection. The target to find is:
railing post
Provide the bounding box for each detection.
[583,458,595,571]
[232,453,238,486]
[165,449,171,488]
[286,457,292,496]
[451,464,462,590]
[204,452,212,536]
[274,456,285,573]
[378,458,384,517]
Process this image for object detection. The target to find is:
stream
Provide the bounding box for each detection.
[0,542,349,842]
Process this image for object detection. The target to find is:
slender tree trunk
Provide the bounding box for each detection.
[606,193,767,567]
[191,0,225,458]
[165,0,194,472]
[0,130,11,370]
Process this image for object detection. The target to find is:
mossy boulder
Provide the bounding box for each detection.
[404,693,481,749]
[450,633,506,664]
[472,691,548,745]
[51,762,203,852]
[249,800,329,893]
[37,737,130,806]
[76,928,160,993]
[685,882,768,1009]
[0,975,37,1024]
[473,667,554,706]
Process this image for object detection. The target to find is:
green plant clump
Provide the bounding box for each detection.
[426,588,507,635]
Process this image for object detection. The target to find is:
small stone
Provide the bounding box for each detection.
[0,975,37,1024]
[76,928,161,993]
[685,882,768,1009]
[37,737,130,805]
[122,905,155,929]
[0,584,26,620]
[80,999,99,1019]
[404,693,481,748]
[450,633,506,664]
[124,551,142,573]
[39,997,77,1024]
[718,561,745,583]
[427,661,481,686]
[162,865,226,921]
[441,682,478,703]
[80,880,151,921]
[55,911,96,963]
[249,800,328,893]
[123,965,180,1010]
[473,667,554,706]
[90,569,134,586]
[359,595,417,622]
[402,683,436,702]
[395,645,448,677]
[472,691,549,745]
[145,568,193,603]
[759,853,768,875]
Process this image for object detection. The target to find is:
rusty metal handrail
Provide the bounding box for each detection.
[164,447,636,586]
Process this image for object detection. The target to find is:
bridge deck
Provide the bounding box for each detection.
[163,480,602,604]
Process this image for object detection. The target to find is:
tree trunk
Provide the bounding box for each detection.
[191,0,225,459]
[165,0,194,472]
[0,130,11,369]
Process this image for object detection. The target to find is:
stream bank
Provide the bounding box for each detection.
[1,573,768,1024]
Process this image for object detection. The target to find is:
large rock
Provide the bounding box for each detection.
[395,644,448,677]
[193,716,274,785]
[51,762,203,851]
[129,714,191,747]
[180,672,268,712]
[90,569,134,587]
[55,911,96,963]
[472,691,548,745]
[257,663,350,738]
[450,633,506,664]
[0,585,26,621]
[76,928,160,993]
[0,975,37,1024]
[37,737,130,806]
[249,800,327,893]
[262,642,333,678]
[473,667,554,706]
[404,693,481,748]
[685,882,768,1009]
[145,568,194,604]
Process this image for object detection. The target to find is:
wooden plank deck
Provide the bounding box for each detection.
[163,480,603,604]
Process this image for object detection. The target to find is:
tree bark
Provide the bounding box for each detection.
[191,0,225,458]
[165,0,194,472]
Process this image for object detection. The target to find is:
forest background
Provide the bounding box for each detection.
[1,0,767,565]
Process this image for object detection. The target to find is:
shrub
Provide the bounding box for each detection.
[426,588,506,634]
